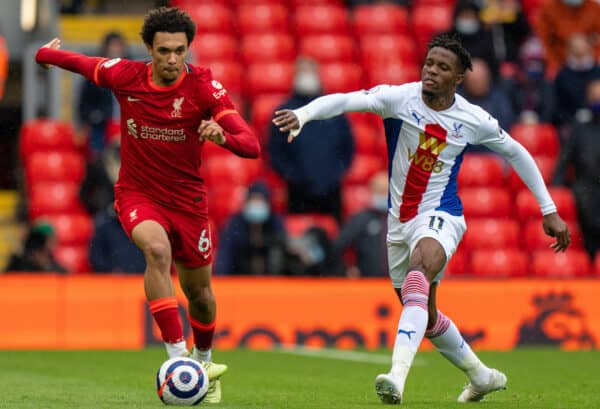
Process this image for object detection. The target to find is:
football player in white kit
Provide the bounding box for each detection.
[273,34,571,404]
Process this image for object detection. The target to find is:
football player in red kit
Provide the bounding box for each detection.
[35,7,260,403]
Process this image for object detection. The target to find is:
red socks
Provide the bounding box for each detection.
[189,315,216,351]
[148,297,184,344]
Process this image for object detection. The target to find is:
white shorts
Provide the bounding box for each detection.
[387,210,466,288]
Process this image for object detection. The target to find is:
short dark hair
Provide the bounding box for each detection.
[141,7,196,46]
[427,34,473,73]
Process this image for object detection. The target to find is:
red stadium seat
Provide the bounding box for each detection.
[532,250,591,278]
[411,5,453,56]
[366,62,420,87]
[237,4,289,34]
[40,213,93,246]
[203,60,243,94]
[516,187,577,222]
[319,63,363,94]
[203,155,262,187]
[595,253,600,275]
[190,34,237,63]
[509,122,560,159]
[351,122,380,155]
[352,4,409,35]
[288,0,344,5]
[461,218,520,251]
[344,154,386,185]
[445,247,467,276]
[240,34,296,63]
[54,245,91,273]
[185,4,234,33]
[285,213,339,239]
[299,35,356,63]
[470,249,529,277]
[25,151,85,185]
[20,119,77,158]
[507,155,555,192]
[250,93,287,142]
[460,187,512,218]
[523,219,584,250]
[263,169,288,214]
[342,185,371,219]
[457,154,506,187]
[245,62,294,99]
[360,34,418,66]
[28,182,84,219]
[294,5,350,35]
[208,185,247,229]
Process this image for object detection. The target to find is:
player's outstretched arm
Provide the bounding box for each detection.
[485,134,570,252]
[35,37,106,83]
[272,90,380,142]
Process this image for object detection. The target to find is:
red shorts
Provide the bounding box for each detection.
[114,189,213,268]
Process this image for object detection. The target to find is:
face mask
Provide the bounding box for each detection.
[371,194,388,211]
[590,102,600,115]
[294,72,321,97]
[243,202,270,224]
[455,18,480,35]
[562,0,584,6]
[567,56,595,71]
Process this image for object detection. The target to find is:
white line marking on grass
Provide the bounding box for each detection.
[272,346,424,366]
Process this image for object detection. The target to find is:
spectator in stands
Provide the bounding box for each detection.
[214,182,288,276]
[554,34,600,127]
[269,57,354,223]
[79,136,120,216]
[503,36,555,124]
[77,31,128,157]
[445,0,499,78]
[459,58,516,131]
[553,79,600,260]
[334,171,388,278]
[4,223,67,273]
[286,226,342,277]
[479,0,531,65]
[0,29,8,101]
[89,206,146,273]
[535,0,600,77]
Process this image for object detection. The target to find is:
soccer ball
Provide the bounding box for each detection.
[156,357,209,406]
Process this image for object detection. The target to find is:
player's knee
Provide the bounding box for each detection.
[143,242,171,268]
[186,286,214,313]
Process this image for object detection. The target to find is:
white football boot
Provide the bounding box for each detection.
[457,368,507,403]
[375,373,403,404]
[187,348,228,404]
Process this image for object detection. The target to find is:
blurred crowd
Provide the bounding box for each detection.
[5,0,600,276]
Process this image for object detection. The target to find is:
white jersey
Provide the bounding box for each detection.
[293,81,556,222]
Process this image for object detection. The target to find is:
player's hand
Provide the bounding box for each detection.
[272,109,300,143]
[198,120,226,145]
[38,38,61,69]
[542,212,570,252]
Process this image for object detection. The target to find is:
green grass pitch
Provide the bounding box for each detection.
[0,348,598,408]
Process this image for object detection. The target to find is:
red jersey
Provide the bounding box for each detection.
[93,58,237,212]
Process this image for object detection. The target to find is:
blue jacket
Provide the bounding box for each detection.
[268,94,355,196]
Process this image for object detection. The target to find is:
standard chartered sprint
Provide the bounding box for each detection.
[127,118,186,142]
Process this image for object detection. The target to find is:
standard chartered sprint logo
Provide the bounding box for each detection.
[126,118,186,142]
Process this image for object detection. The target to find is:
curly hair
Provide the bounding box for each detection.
[141,7,196,46]
[427,34,473,73]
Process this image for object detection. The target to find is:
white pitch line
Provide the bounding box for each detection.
[272,346,424,366]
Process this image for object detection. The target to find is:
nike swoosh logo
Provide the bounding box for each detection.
[127,97,142,102]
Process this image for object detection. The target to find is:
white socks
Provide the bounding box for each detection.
[193,347,212,363]
[390,271,429,388]
[165,340,188,358]
[427,311,491,386]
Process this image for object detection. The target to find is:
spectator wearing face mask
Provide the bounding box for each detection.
[334,171,389,278]
[269,57,354,223]
[554,34,600,127]
[503,36,555,124]
[445,0,500,78]
[553,79,600,260]
[535,0,600,78]
[214,182,288,276]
